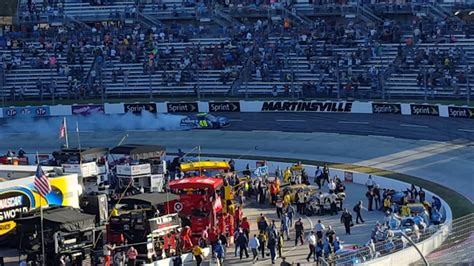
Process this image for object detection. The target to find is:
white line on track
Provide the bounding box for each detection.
[275,119,306,122]
[400,124,428,128]
[125,129,157,132]
[458,128,474,133]
[337,121,369,125]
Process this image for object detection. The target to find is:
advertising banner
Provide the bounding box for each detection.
[167,102,198,113]
[410,104,439,116]
[261,101,352,112]
[209,102,241,112]
[124,103,157,114]
[344,171,353,183]
[2,106,50,117]
[72,104,105,115]
[448,106,474,119]
[372,103,401,114]
[0,174,79,237]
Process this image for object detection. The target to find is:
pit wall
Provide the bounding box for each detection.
[145,247,211,266]
[198,157,453,266]
[0,101,472,119]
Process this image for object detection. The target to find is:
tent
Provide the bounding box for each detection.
[16,207,96,232]
[110,144,166,160]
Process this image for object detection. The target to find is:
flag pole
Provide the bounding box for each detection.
[76,121,82,150]
[36,152,46,266]
[64,117,69,149]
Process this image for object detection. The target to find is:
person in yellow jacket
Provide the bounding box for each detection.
[400,204,410,217]
[275,178,281,194]
[283,192,291,207]
[283,167,291,183]
[383,195,391,211]
[192,244,204,266]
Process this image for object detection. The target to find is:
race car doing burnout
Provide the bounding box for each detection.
[180,113,230,129]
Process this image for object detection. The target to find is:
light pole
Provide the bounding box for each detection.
[423,67,428,101]
[466,66,471,105]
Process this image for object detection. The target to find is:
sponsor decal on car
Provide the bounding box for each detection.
[448,106,474,119]
[410,104,439,116]
[209,102,240,112]
[261,101,352,112]
[372,103,401,114]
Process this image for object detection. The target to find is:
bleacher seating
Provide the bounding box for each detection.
[1,1,472,101]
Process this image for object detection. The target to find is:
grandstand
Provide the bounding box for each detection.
[0,0,473,102]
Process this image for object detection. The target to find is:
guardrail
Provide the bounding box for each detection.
[0,100,472,119]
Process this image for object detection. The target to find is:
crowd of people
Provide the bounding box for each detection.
[1,0,471,101]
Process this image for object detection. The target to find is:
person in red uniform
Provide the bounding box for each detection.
[270,183,278,204]
[234,205,243,228]
[218,214,226,235]
[226,213,235,236]
[181,226,193,250]
[240,217,250,240]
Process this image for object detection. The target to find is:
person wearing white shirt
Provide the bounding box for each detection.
[248,234,260,262]
[366,175,375,190]
[328,179,336,193]
[314,220,325,240]
[306,231,317,262]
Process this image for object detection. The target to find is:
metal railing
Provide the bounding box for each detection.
[329,224,445,265]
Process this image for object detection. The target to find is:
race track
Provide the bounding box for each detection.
[1,112,473,202]
[223,113,474,142]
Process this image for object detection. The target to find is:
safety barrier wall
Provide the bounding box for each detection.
[198,156,453,266]
[0,100,473,119]
[144,247,211,266]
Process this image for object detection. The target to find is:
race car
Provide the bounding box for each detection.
[180,113,230,129]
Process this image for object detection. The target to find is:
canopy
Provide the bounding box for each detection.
[121,192,179,206]
[169,176,223,190]
[180,161,230,172]
[110,144,166,160]
[52,147,108,162]
[16,207,96,232]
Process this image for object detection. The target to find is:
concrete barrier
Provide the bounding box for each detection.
[144,247,211,266]
[1,101,473,119]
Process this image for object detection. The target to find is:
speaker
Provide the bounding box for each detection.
[80,194,109,225]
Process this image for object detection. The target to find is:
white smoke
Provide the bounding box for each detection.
[0,113,189,138]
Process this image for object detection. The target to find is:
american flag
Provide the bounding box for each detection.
[59,121,65,138]
[35,165,51,197]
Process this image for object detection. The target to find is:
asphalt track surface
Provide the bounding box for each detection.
[221,112,474,142]
[0,112,473,201]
